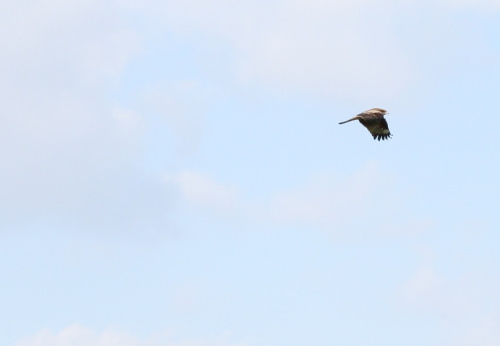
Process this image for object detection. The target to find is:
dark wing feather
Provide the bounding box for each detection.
[359,117,392,141]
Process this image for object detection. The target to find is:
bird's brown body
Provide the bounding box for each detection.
[339,108,392,141]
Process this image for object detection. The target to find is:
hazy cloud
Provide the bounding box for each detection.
[141,0,415,101]
[15,325,248,346]
[0,1,170,232]
[167,163,410,236]
[119,0,500,105]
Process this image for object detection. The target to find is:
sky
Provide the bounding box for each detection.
[1,0,500,345]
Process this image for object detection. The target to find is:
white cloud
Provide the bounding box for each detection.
[141,0,415,102]
[15,325,139,346]
[166,163,413,236]
[121,0,500,105]
[0,1,170,231]
[0,1,138,92]
[15,325,247,346]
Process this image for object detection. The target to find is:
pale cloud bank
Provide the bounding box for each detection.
[127,0,500,103]
[0,1,170,231]
[142,0,415,101]
[167,162,409,235]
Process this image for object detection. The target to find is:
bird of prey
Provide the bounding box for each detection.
[339,108,392,141]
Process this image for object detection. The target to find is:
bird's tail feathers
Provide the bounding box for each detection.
[338,116,359,125]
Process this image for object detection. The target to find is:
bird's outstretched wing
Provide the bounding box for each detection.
[360,118,392,141]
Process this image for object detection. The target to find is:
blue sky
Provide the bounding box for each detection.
[2,0,500,345]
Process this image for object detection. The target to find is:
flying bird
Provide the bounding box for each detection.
[339,108,392,141]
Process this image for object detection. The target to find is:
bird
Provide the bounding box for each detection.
[339,108,392,141]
